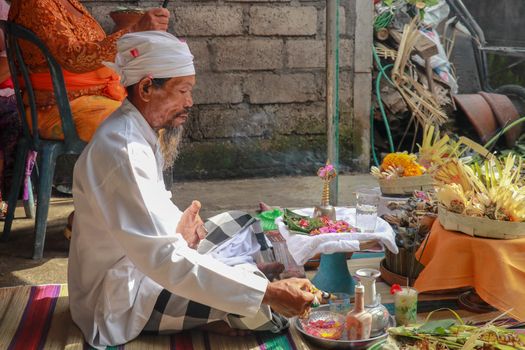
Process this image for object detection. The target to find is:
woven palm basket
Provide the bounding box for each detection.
[438,205,525,240]
[379,174,435,196]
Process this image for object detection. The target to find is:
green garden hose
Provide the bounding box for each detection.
[484,116,525,149]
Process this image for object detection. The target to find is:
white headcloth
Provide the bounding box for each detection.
[104,31,195,87]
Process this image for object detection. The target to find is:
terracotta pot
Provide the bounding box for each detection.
[454,94,498,144]
[479,92,521,147]
[109,10,145,33]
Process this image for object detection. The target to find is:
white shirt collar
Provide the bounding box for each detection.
[121,99,158,149]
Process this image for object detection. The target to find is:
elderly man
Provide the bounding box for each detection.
[68,31,319,348]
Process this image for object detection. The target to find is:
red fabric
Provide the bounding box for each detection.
[0,77,13,89]
[8,285,60,350]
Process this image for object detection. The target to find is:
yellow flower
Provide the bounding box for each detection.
[381,152,425,177]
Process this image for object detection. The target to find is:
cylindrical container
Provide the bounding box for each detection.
[394,287,418,326]
[355,189,380,233]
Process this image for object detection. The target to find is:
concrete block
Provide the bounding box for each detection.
[340,39,353,68]
[285,38,352,68]
[193,73,243,105]
[249,6,317,36]
[199,105,272,138]
[268,103,326,134]
[245,73,320,104]
[286,39,325,68]
[212,38,283,71]
[320,6,346,36]
[353,73,372,171]
[339,70,353,107]
[174,6,244,36]
[353,0,373,73]
[187,40,211,72]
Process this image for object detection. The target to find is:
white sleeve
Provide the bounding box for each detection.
[94,142,268,317]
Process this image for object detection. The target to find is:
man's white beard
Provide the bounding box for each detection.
[158,126,183,170]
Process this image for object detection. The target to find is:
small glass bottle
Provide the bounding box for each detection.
[356,268,390,336]
[345,283,372,340]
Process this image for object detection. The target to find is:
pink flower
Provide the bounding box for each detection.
[318,164,336,179]
[299,219,310,228]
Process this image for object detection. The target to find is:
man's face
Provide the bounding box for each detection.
[146,75,196,130]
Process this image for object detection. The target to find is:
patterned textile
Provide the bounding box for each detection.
[144,211,287,335]
[198,210,272,259]
[0,95,20,203]
[8,0,129,108]
[8,0,127,143]
[2,283,516,350]
[0,283,303,350]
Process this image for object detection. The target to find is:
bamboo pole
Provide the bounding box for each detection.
[326,0,340,206]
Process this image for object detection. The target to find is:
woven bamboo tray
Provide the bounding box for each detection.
[438,205,525,240]
[378,174,435,196]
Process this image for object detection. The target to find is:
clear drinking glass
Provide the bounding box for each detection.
[394,287,418,326]
[355,189,380,233]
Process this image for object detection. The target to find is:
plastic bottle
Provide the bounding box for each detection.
[345,283,372,340]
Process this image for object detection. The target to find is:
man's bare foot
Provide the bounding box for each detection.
[199,321,252,336]
[257,261,285,281]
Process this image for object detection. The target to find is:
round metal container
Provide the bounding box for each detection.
[294,305,395,349]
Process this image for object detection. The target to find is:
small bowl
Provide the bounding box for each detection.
[300,310,345,340]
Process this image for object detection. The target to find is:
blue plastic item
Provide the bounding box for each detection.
[311,252,356,295]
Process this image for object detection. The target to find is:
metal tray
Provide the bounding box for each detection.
[294,305,395,349]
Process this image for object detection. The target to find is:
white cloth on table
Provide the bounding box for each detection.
[69,99,268,349]
[275,207,398,266]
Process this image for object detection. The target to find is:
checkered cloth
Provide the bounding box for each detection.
[142,211,288,335]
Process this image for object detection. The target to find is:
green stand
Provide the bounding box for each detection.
[311,252,355,295]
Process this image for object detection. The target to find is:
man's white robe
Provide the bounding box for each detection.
[68,100,268,348]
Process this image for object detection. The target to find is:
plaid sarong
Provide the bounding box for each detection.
[142,211,287,335]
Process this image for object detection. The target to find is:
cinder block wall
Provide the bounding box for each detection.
[82,0,365,179]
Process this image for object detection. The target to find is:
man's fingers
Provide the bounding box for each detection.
[148,8,170,17]
[190,200,201,215]
[196,224,207,240]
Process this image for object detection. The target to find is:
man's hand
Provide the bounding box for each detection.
[177,200,206,249]
[262,278,316,317]
[130,8,170,32]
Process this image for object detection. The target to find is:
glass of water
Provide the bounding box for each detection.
[355,189,380,233]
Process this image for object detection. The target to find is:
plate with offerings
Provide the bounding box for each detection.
[282,209,357,236]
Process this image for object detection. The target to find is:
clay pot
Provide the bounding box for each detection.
[453,94,498,144]
[109,10,145,33]
[479,92,521,147]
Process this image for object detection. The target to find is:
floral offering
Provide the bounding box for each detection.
[302,317,344,340]
[283,209,356,236]
[435,154,525,222]
[371,152,426,180]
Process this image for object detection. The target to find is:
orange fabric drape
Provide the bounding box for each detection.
[414,220,525,321]
[28,95,121,142]
[27,67,125,101]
